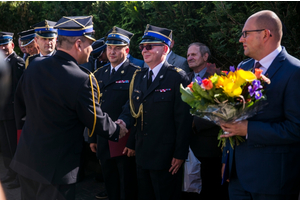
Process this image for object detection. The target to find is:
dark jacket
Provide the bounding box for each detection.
[120,61,193,170]
[0,52,24,120]
[11,50,119,184]
[89,59,139,160]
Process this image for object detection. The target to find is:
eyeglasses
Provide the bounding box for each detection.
[241,29,265,38]
[139,44,164,52]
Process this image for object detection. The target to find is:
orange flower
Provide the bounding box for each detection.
[187,82,194,92]
[202,79,213,90]
[255,68,263,79]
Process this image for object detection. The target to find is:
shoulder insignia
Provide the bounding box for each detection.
[174,67,182,73]
[93,65,107,75]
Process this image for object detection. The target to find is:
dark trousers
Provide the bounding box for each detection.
[229,167,298,200]
[181,156,229,200]
[100,155,138,200]
[136,165,183,200]
[19,175,76,200]
[0,120,17,169]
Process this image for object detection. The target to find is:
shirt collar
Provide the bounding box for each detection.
[255,45,282,75]
[111,58,126,73]
[194,67,207,79]
[149,60,164,81]
[40,51,54,57]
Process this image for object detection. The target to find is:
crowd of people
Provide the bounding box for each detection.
[0,9,299,200]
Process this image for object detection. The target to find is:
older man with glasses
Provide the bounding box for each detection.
[119,24,192,200]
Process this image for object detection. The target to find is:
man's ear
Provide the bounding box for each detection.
[164,45,169,54]
[75,39,82,51]
[203,52,209,62]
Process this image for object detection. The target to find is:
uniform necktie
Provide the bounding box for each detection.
[111,68,116,78]
[147,70,153,88]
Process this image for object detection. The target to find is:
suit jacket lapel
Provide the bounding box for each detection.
[265,47,286,79]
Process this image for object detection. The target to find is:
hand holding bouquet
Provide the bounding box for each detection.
[180,66,270,149]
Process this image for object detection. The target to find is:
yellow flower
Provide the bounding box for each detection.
[223,78,242,97]
[215,76,225,88]
[235,69,257,86]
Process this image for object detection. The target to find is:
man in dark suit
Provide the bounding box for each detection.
[10,16,128,200]
[119,24,192,200]
[0,32,25,189]
[220,10,300,199]
[182,42,228,199]
[89,26,139,200]
[143,34,189,73]
[25,20,57,68]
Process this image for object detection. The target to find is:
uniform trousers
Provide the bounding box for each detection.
[100,155,137,200]
[229,164,298,200]
[0,120,17,169]
[18,175,76,200]
[136,164,183,200]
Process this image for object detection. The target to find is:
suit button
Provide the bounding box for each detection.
[105,90,107,92]
[144,133,148,136]
[102,100,105,103]
[144,111,147,114]
[120,86,122,89]
[144,100,146,103]
[144,122,147,125]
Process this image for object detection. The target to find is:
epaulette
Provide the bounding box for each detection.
[79,65,92,75]
[93,64,107,74]
[167,65,183,73]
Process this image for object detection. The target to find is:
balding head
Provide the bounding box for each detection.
[248,10,282,42]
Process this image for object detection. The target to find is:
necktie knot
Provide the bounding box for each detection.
[255,62,262,69]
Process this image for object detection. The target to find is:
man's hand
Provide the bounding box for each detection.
[115,119,126,128]
[220,120,248,138]
[123,147,135,157]
[169,158,184,175]
[117,122,128,139]
[90,143,97,153]
[221,163,229,183]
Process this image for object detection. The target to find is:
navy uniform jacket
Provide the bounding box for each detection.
[88,59,139,160]
[10,50,120,185]
[223,47,300,194]
[0,52,24,120]
[120,61,193,170]
[187,71,221,158]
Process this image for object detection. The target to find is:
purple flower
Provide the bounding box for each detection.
[248,80,263,100]
[229,66,236,72]
[196,76,202,85]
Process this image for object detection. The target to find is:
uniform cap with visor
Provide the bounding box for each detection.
[54,16,95,41]
[140,24,172,47]
[105,26,134,46]
[31,20,57,39]
[18,29,36,47]
[0,32,13,45]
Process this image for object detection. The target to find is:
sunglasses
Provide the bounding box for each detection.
[139,44,164,51]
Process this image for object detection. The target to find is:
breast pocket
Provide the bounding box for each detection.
[153,91,172,102]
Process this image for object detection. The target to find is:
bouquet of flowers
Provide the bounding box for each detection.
[180,66,271,149]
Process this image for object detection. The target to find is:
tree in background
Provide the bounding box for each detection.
[1,1,299,69]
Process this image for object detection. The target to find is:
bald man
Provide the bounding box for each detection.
[220,10,300,199]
